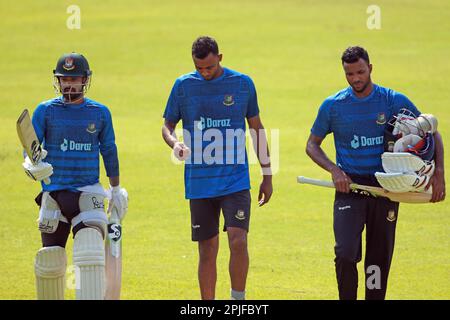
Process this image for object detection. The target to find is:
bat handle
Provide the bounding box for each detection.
[297,176,335,188]
[110,206,121,223]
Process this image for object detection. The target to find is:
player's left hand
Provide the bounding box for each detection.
[425,168,445,202]
[108,186,129,220]
[258,175,273,206]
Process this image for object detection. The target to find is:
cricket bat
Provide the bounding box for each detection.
[105,206,122,300]
[297,176,432,203]
[16,109,50,184]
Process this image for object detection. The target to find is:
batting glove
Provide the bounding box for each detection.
[108,185,128,220]
[22,149,53,182]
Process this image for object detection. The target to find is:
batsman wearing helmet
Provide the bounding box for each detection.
[306,46,445,300]
[22,53,128,300]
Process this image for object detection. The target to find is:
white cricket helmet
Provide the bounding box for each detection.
[390,108,438,138]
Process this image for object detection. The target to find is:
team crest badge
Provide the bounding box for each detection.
[387,209,396,222]
[63,57,75,71]
[387,141,395,152]
[235,209,246,221]
[376,112,386,125]
[223,95,235,107]
[86,123,97,134]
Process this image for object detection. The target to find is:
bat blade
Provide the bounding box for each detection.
[17,109,42,164]
[16,109,50,184]
[297,176,431,203]
[352,183,432,203]
[105,208,122,300]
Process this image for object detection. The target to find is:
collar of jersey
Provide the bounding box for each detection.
[348,84,378,102]
[59,96,88,108]
[196,67,229,83]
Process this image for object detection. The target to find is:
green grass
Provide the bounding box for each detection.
[0,0,449,299]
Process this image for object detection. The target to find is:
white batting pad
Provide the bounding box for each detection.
[35,246,67,300]
[381,152,435,176]
[375,172,429,193]
[73,228,105,300]
[72,192,108,238]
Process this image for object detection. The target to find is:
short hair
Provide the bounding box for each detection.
[341,46,370,64]
[192,36,219,59]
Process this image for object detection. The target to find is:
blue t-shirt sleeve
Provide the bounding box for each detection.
[246,77,260,118]
[99,107,119,177]
[311,99,332,138]
[163,79,182,123]
[391,91,421,116]
[32,104,46,144]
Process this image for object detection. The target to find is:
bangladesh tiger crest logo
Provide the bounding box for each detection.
[86,123,97,134]
[387,209,396,222]
[63,57,75,71]
[387,141,395,152]
[223,95,235,107]
[376,112,386,125]
[235,209,246,221]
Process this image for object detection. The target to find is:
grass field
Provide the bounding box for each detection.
[0,0,449,299]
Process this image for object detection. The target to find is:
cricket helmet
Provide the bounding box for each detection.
[405,132,435,162]
[53,52,92,102]
[53,52,92,77]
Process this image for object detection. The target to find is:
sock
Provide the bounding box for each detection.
[231,289,245,300]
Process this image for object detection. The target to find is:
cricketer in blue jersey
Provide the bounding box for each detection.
[162,36,273,300]
[21,53,128,300]
[306,47,445,300]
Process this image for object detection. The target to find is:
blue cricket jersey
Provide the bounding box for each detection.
[163,68,260,199]
[32,97,119,192]
[311,84,421,175]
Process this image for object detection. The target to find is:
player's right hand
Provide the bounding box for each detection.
[22,149,53,182]
[331,166,352,193]
[173,142,191,161]
[108,185,128,220]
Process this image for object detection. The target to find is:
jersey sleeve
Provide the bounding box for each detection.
[163,79,182,123]
[31,103,47,144]
[246,76,260,119]
[391,91,421,116]
[310,99,332,138]
[99,107,119,177]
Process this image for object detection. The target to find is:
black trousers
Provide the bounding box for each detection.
[333,176,399,300]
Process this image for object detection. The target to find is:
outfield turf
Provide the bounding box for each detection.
[0,0,449,299]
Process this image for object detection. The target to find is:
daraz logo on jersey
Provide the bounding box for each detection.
[60,139,92,152]
[196,117,231,130]
[351,135,384,149]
